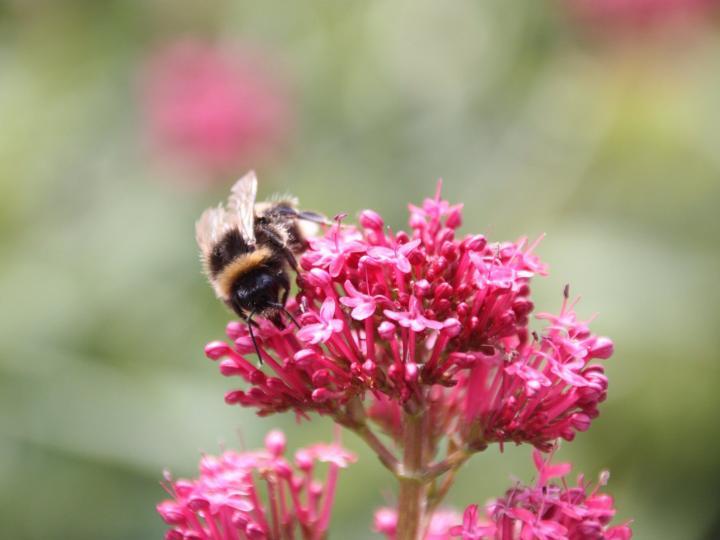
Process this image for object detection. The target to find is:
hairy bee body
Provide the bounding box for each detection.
[196,172,324,327]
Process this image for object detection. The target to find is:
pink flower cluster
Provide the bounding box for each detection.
[375,450,632,540]
[470,292,610,450]
[157,430,355,540]
[367,290,612,451]
[206,184,615,450]
[450,450,632,540]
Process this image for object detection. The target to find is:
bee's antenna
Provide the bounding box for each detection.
[297,210,332,226]
[246,310,263,365]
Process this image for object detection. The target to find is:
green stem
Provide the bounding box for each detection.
[423,456,469,531]
[396,411,426,540]
[423,448,471,481]
[334,398,401,477]
[352,422,401,475]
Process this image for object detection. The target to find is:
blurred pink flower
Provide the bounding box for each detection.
[141,39,292,178]
[565,0,717,35]
[450,449,632,539]
[375,507,462,540]
[157,430,355,540]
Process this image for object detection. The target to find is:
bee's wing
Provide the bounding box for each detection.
[195,172,259,267]
[195,205,231,260]
[228,171,258,245]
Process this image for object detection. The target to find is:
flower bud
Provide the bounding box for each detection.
[464,234,487,251]
[307,268,332,287]
[442,318,462,337]
[413,279,431,297]
[446,206,462,228]
[219,359,243,376]
[409,211,426,229]
[249,369,266,385]
[588,337,614,359]
[378,321,396,339]
[359,209,384,230]
[264,430,286,456]
[405,362,419,382]
[226,321,246,339]
[362,360,377,376]
[311,388,331,403]
[312,369,332,387]
[205,341,231,360]
[395,231,410,243]
[224,390,244,404]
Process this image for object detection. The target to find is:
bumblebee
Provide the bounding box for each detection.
[196,172,326,355]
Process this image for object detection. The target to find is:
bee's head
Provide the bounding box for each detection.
[230,267,284,316]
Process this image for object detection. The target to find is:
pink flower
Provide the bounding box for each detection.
[205,182,614,450]
[141,39,291,178]
[297,298,344,344]
[367,239,421,273]
[157,430,355,540]
[384,296,445,332]
[449,505,495,540]
[339,280,385,320]
[450,450,633,540]
[301,223,367,278]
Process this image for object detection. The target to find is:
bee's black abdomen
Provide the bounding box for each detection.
[209,229,252,276]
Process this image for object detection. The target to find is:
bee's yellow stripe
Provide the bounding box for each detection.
[213,247,273,300]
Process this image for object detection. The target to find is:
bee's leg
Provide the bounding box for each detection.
[266,274,300,330]
[269,302,300,329]
[246,310,263,365]
[276,243,299,273]
[278,272,291,306]
[283,307,301,328]
[260,224,300,272]
[284,251,299,273]
[269,312,284,329]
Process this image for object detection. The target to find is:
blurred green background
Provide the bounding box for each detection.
[1,1,719,538]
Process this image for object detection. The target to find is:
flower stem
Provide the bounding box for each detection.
[423,458,467,534]
[423,447,471,480]
[352,423,401,475]
[397,410,425,540]
[335,398,401,477]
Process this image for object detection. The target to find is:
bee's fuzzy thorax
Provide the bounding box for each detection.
[212,247,273,300]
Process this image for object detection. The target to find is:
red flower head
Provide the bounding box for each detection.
[206,182,615,450]
[157,430,355,540]
[450,449,632,540]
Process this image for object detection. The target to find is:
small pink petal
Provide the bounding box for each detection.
[351,302,376,320]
